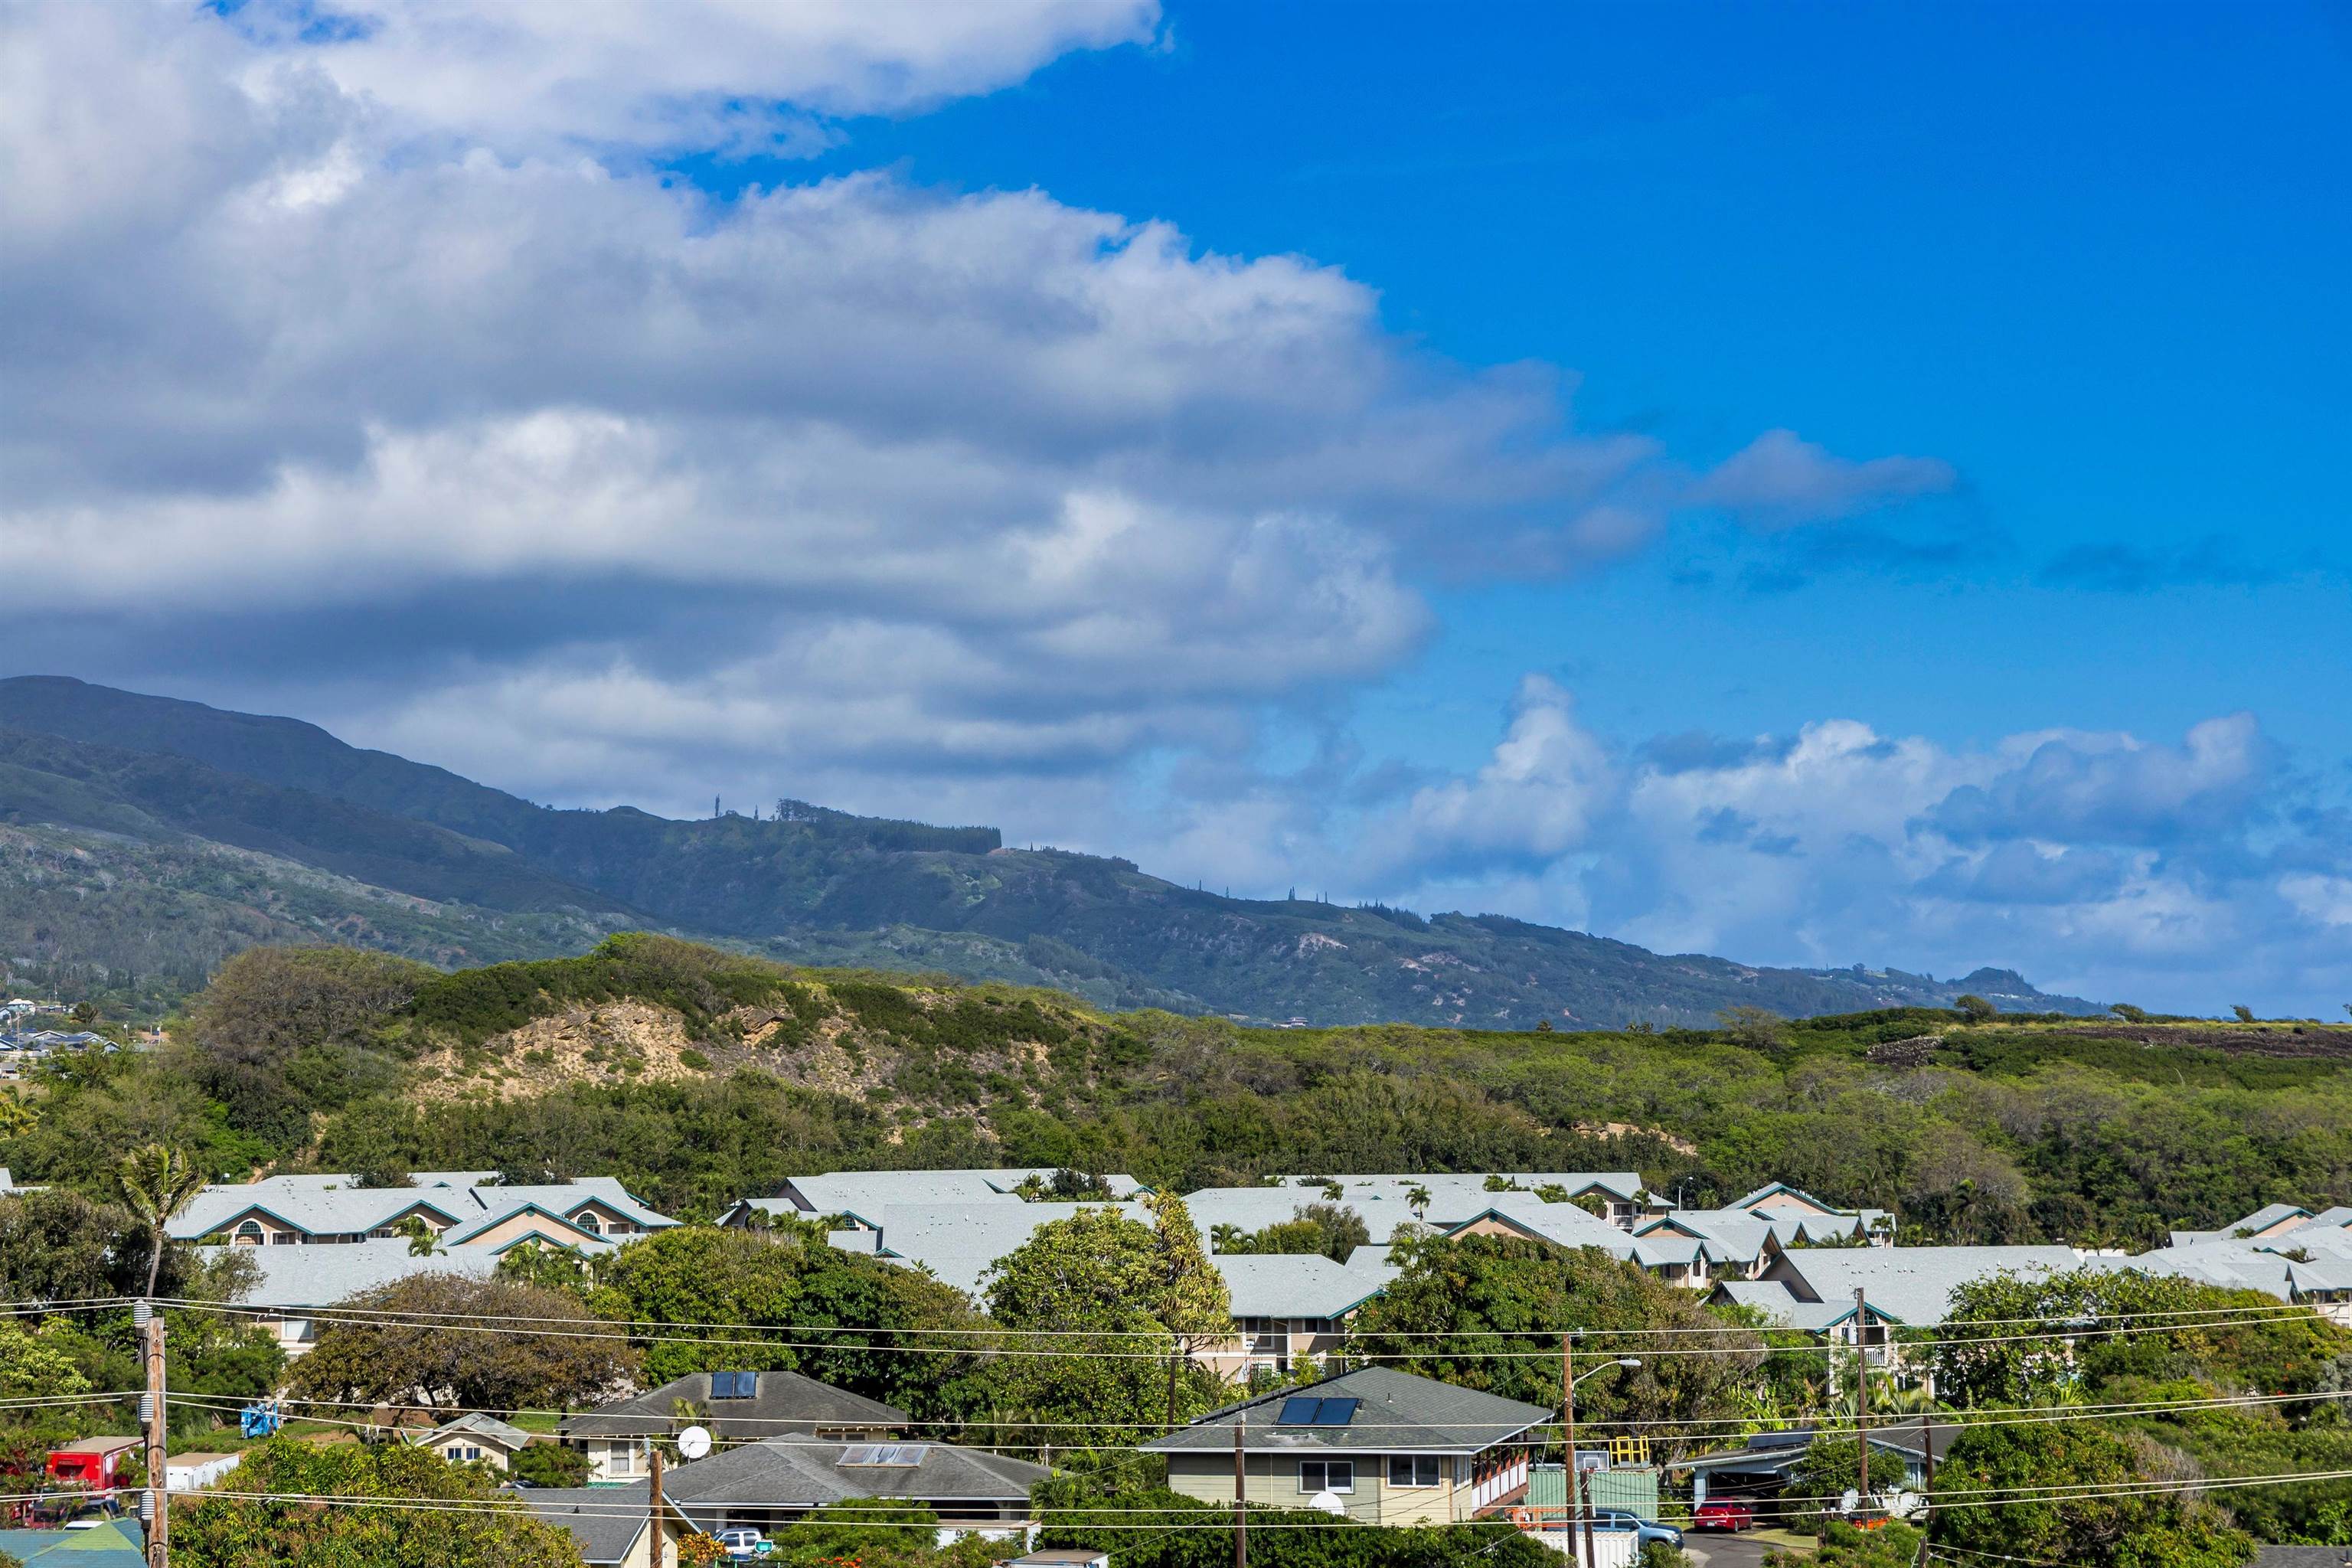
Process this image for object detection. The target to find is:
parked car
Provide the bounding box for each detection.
[1690,1498,1755,1532]
[1589,1508,1684,1548]
[716,1527,773,1560]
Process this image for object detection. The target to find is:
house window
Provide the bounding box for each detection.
[1387,1456,1441,1488]
[606,1443,642,1475]
[234,1220,264,1246]
[1298,1460,1354,1494]
[271,1230,299,1244]
[573,1212,603,1235]
[452,1446,482,1462]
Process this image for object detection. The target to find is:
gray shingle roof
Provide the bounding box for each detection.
[784,1169,1143,1221]
[1766,1246,2084,1327]
[523,1485,651,1565]
[172,1172,674,1240]
[664,1434,1047,1512]
[1212,1253,1389,1319]
[1142,1365,1552,1455]
[423,1412,534,1450]
[560,1369,907,1442]
[204,1239,503,1306]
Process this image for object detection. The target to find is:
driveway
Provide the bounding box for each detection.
[1683,1536,1779,1567]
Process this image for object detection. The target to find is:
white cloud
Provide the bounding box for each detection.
[1321,684,2346,1014]
[220,0,1160,153]
[1695,427,1956,527]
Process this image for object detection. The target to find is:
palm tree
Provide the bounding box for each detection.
[116,1144,208,1299]
[1406,1184,1432,1222]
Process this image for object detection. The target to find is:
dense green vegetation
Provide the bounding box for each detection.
[0,675,2108,1026]
[5,938,2346,1244]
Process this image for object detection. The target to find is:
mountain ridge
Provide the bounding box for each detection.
[0,676,2106,1024]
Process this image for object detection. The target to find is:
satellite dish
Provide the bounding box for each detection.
[678,1426,713,1461]
[1307,1490,1346,1517]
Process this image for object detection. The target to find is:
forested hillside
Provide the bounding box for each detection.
[0,677,2105,1026]
[6,936,2344,1248]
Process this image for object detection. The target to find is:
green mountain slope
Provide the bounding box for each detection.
[5,936,2341,1243]
[0,677,2104,1024]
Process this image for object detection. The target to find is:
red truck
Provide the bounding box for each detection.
[45,1436,142,1491]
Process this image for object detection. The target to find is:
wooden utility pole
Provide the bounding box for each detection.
[1561,1334,1594,1568]
[142,1307,167,1568]
[1909,1411,1936,1567]
[1853,1288,1870,1519]
[649,1442,666,1568]
[1233,1420,1247,1568]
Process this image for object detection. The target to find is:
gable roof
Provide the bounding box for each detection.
[524,1485,652,1565]
[664,1434,1048,1513]
[170,1172,675,1241]
[423,1411,534,1450]
[1142,1365,1551,1455]
[560,1368,907,1442]
[0,1521,147,1566]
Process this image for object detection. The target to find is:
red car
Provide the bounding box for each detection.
[1690,1500,1756,1532]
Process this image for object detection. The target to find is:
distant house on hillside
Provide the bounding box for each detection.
[171,1171,674,1249]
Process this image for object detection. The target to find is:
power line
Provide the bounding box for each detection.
[151,1296,2326,1361]
[98,1294,2328,1339]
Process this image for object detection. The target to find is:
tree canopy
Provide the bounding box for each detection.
[173,1438,584,1568]
[288,1272,635,1413]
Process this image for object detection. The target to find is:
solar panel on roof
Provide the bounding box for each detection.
[1276,1396,1322,1425]
[1312,1398,1359,1426]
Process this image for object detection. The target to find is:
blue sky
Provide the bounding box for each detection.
[4,1,2346,1013]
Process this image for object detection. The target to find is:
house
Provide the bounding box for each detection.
[1440,1197,1714,1289]
[164,1452,243,1491]
[44,1436,142,1491]
[662,1434,1050,1541]
[1142,1365,1553,1527]
[1669,1422,1956,1509]
[729,1169,1146,1230]
[0,1521,145,1566]
[1722,1184,1890,1243]
[202,1238,508,1354]
[524,1483,694,1568]
[419,1412,535,1471]
[171,1171,674,1248]
[1710,1245,2082,1380]
[2149,1226,2352,1327]
[998,1551,1110,1568]
[1184,1174,1656,1248]
[1207,1253,1393,1377]
[560,1370,907,1485]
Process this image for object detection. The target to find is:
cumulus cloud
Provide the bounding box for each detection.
[1334,686,2347,1015]
[1694,428,1957,527]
